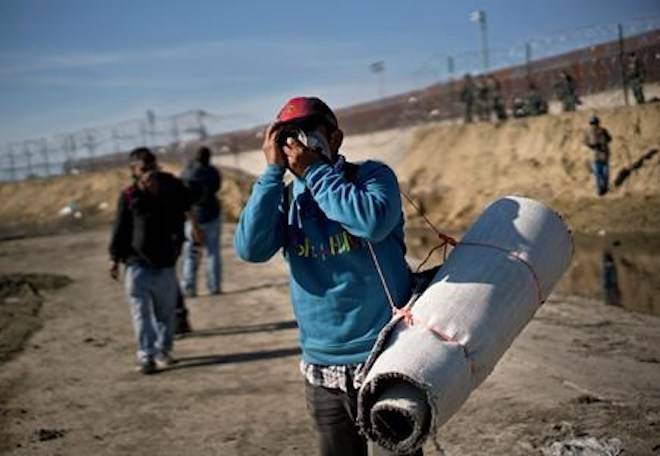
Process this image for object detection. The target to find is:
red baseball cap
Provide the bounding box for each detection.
[275,97,338,129]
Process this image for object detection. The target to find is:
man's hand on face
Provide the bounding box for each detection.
[262,124,288,168]
[283,136,322,177]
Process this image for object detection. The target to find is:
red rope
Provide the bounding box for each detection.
[397,190,543,375]
[400,190,457,272]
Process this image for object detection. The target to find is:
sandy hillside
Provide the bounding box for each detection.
[0,162,254,239]
[2,103,658,239]
[398,103,660,234]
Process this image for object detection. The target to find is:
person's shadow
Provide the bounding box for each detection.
[181,319,297,339]
[163,319,300,373]
[441,198,532,286]
[166,346,301,371]
[220,281,289,295]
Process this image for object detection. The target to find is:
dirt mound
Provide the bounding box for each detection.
[0,273,72,363]
[398,103,660,235]
[0,273,72,298]
[0,162,255,239]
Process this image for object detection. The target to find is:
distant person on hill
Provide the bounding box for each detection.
[583,116,612,196]
[109,147,200,374]
[554,70,581,112]
[475,74,491,121]
[500,80,547,119]
[626,52,646,105]
[234,97,420,456]
[460,74,476,124]
[526,82,548,116]
[487,75,507,121]
[180,146,223,297]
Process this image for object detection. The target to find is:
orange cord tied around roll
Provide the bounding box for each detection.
[400,191,458,272]
[394,304,415,326]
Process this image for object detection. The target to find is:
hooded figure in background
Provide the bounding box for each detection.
[180,146,223,297]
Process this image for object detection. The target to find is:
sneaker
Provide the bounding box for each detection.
[155,353,176,369]
[136,357,156,375]
[182,289,197,298]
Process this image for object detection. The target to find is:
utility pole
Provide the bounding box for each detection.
[617,23,629,107]
[7,143,16,181]
[447,56,456,117]
[369,61,386,99]
[67,134,79,174]
[196,110,208,140]
[84,129,97,171]
[525,42,532,80]
[68,134,77,164]
[146,110,156,146]
[470,10,489,71]
[23,141,33,178]
[40,137,50,177]
[171,116,180,145]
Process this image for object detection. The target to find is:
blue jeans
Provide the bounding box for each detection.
[592,161,609,196]
[125,263,178,360]
[181,216,222,295]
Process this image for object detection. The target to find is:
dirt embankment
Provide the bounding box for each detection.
[0,273,72,363]
[0,163,254,240]
[2,103,658,240]
[398,103,660,235]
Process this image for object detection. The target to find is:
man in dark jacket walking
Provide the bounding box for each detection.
[180,146,223,296]
[109,147,196,374]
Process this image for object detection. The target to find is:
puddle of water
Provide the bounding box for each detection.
[557,233,660,317]
[406,228,660,317]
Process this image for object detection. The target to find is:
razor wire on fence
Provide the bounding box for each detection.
[342,17,660,136]
[0,109,250,182]
[1,17,659,182]
[411,17,660,87]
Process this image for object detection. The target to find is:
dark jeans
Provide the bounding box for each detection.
[592,160,609,196]
[304,381,423,456]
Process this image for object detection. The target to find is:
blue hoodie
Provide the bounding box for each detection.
[234,157,411,365]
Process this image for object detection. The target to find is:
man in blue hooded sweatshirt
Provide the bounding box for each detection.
[235,97,418,455]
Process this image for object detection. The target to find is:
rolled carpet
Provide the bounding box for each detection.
[358,196,573,453]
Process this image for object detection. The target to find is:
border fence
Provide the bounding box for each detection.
[335,19,660,135]
[0,109,244,181]
[1,17,659,182]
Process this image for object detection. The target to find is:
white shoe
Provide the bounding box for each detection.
[154,353,176,369]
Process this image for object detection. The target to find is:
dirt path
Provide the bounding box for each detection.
[1,227,659,455]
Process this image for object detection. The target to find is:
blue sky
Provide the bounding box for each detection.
[1,0,659,144]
